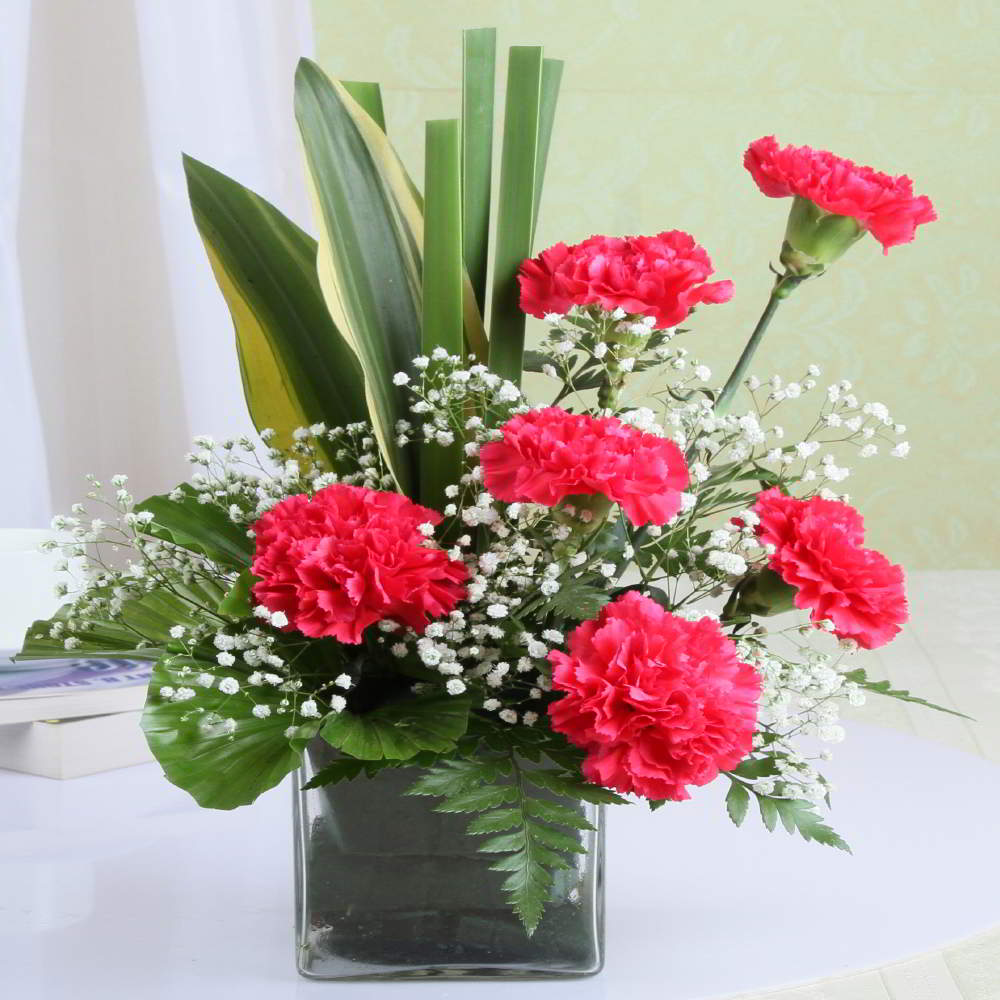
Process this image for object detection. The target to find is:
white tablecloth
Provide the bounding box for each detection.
[2,719,999,999]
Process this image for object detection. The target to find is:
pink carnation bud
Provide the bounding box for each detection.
[744,136,936,259]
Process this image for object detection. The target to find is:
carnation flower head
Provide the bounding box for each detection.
[479,406,690,526]
[250,483,467,644]
[548,592,760,801]
[753,487,907,649]
[744,136,937,255]
[518,231,733,329]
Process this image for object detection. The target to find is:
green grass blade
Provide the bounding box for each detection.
[340,80,386,132]
[421,118,464,508]
[461,27,496,315]
[531,58,563,244]
[487,45,543,386]
[294,58,421,495]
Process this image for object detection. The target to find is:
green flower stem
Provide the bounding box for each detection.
[714,271,805,416]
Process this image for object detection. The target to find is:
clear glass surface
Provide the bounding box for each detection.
[293,740,605,980]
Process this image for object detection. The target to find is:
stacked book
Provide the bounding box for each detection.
[0,654,153,778]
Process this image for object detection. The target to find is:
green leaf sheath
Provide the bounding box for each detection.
[461,27,496,315]
[531,58,564,244]
[340,80,386,132]
[182,155,366,467]
[843,667,973,720]
[141,655,305,810]
[294,58,421,494]
[488,46,544,386]
[421,119,465,508]
[320,693,472,761]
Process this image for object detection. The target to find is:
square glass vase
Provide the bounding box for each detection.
[293,740,605,980]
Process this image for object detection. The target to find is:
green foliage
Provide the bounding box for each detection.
[488,46,545,385]
[300,755,417,790]
[406,748,599,935]
[461,27,496,314]
[17,578,220,660]
[724,776,851,853]
[531,58,564,245]
[140,654,316,810]
[340,80,386,131]
[843,667,972,720]
[521,765,628,805]
[725,779,750,826]
[294,58,421,494]
[320,692,472,760]
[183,154,366,464]
[217,568,255,619]
[541,578,612,623]
[420,117,465,508]
[135,484,252,569]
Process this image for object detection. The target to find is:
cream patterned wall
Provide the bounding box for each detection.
[312,0,999,569]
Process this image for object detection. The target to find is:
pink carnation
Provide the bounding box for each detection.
[753,488,908,649]
[518,231,733,329]
[548,592,760,801]
[250,484,467,644]
[479,407,689,526]
[744,135,937,253]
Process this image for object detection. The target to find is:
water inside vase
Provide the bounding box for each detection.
[293,740,605,980]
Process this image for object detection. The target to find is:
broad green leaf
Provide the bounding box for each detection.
[730,756,782,780]
[461,27,496,314]
[295,58,422,494]
[420,118,465,508]
[725,779,750,826]
[141,654,307,810]
[17,578,217,660]
[340,80,385,131]
[320,692,472,760]
[531,58,564,243]
[136,484,252,569]
[217,569,255,618]
[843,667,973,720]
[488,46,544,385]
[183,155,366,463]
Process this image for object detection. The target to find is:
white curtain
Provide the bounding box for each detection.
[1,0,313,528]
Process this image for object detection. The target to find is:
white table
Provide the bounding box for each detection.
[2,719,999,999]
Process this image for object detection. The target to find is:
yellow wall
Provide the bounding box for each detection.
[313,0,998,568]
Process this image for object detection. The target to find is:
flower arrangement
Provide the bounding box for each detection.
[18,29,958,943]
